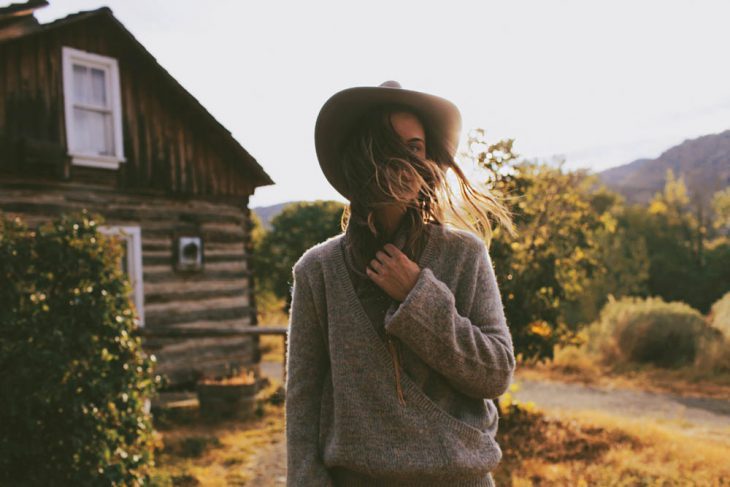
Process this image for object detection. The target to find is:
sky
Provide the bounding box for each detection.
[26,0,730,207]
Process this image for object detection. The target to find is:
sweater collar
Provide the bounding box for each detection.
[342,217,435,279]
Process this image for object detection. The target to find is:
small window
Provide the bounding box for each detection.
[176,236,204,271]
[99,225,145,327]
[62,46,125,169]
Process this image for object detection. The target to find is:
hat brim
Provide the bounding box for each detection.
[314,85,462,200]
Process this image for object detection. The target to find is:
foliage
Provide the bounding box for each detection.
[708,291,730,338]
[460,129,615,361]
[621,170,730,313]
[460,130,730,362]
[711,186,730,234]
[253,200,345,308]
[582,295,717,368]
[248,209,266,250]
[561,187,651,327]
[699,291,730,374]
[0,212,159,486]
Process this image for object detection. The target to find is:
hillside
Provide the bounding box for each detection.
[251,201,297,231]
[597,129,730,206]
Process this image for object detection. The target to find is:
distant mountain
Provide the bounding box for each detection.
[251,201,298,230]
[597,129,730,206]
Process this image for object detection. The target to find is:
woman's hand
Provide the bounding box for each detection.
[366,243,422,302]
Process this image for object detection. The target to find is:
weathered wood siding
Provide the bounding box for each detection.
[0,11,274,387]
[0,13,258,196]
[0,178,261,386]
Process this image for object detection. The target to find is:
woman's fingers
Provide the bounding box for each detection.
[376,249,392,263]
[382,244,403,259]
[369,258,384,273]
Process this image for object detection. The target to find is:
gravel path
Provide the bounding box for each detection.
[511,377,730,442]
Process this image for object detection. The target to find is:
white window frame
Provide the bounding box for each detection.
[62,46,125,169]
[99,225,145,327]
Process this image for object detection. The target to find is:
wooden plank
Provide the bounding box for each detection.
[0,190,246,223]
[143,253,245,266]
[145,303,252,328]
[147,336,255,365]
[139,326,286,338]
[143,278,247,296]
[145,295,249,316]
[143,317,253,331]
[141,261,247,274]
[143,269,250,283]
[145,285,246,305]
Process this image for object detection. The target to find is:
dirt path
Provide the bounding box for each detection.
[243,436,287,486]
[511,377,730,443]
[243,361,287,486]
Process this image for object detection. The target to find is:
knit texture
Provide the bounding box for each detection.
[285,222,516,486]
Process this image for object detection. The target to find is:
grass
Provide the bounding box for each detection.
[516,343,730,401]
[494,394,730,486]
[256,290,288,363]
[149,379,285,486]
[151,380,730,485]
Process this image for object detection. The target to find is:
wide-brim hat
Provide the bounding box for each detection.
[314,80,462,200]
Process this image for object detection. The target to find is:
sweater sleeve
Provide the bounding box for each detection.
[383,239,516,400]
[285,265,334,487]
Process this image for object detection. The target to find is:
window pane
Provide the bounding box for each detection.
[72,64,88,103]
[90,68,107,106]
[73,108,114,156]
[72,63,107,108]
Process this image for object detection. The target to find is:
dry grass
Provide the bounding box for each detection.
[151,380,730,485]
[255,291,288,363]
[494,395,730,486]
[150,380,285,486]
[517,344,730,401]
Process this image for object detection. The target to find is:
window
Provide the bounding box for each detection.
[175,236,204,271]
[99,225,145,327]
[62,46,125,169]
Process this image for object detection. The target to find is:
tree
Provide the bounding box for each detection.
[460,129,614,362]
[623,170,730,312]
[711,187,730,235]
[562,187,650,326]
[253,201,345,309]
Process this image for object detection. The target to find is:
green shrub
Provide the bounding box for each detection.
[584,295,713,368]
[0,212,160,485]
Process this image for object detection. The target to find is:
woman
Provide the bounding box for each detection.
[285,80,518,486]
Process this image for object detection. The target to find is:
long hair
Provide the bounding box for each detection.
[340,103,516,276]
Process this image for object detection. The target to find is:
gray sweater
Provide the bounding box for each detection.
[285,222,516,486]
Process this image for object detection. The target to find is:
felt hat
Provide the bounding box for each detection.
[314,80,462,200]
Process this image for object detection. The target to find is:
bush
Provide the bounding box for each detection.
[550,342,603,379]
[584,295,713,368]
[698,292,730,373]
[708,291,730,338]
[0,212,160,485]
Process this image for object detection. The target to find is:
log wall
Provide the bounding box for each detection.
[0,177,261,387]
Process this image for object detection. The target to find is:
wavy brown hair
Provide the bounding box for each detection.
[340,103,517,276]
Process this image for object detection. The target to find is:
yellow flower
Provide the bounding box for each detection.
[529,320,552,337]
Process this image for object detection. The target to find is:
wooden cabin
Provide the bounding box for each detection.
[0,1,275,387]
